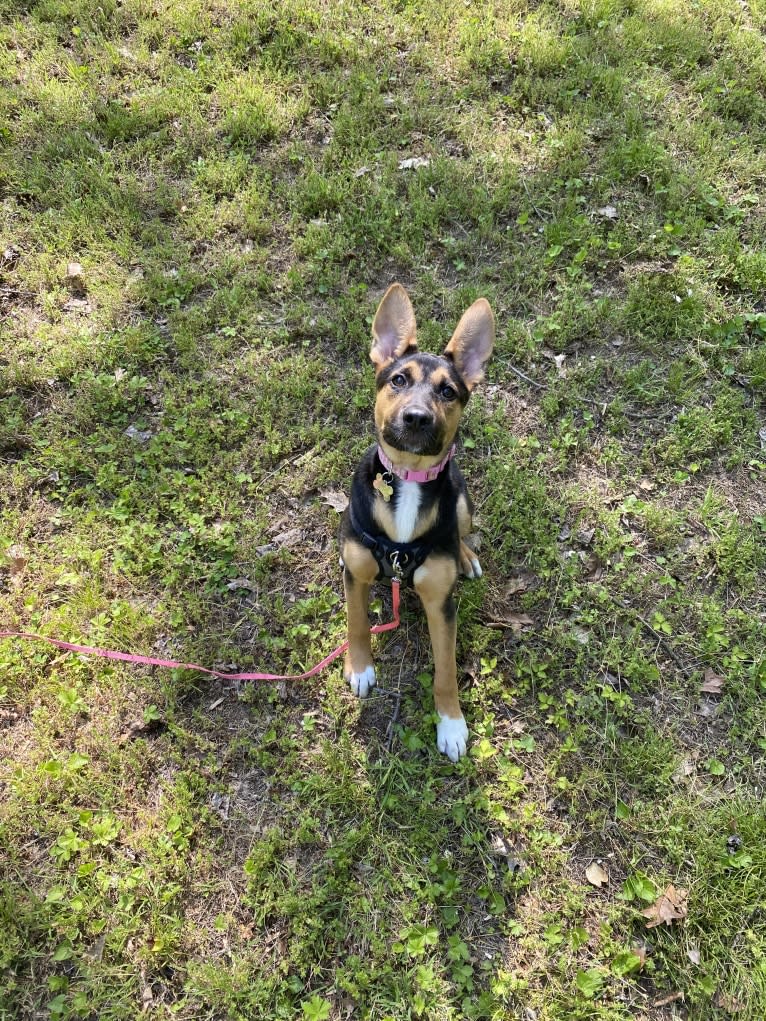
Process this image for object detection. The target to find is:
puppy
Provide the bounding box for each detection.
[340,284,494,760]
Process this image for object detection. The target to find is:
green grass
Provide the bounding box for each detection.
[2,0,766,1018]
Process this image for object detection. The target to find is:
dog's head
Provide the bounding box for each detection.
[369,283,495,462]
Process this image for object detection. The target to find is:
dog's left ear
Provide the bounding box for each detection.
[444,298,495,391]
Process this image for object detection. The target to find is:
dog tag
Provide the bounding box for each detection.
[373,473,394,502]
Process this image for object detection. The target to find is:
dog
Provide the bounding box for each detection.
[340,283,495,761]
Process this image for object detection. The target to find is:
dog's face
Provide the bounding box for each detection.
[374,353,468,457]
[370,284,495,461]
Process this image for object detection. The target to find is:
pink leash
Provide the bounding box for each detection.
[0,580,401,683]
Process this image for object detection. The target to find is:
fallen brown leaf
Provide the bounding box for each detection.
[504,575,530,597]
[226,577,256,591]
[585,861,609,888]
[485,612,534,633]
[320,488,349,513]
[701,668,725,694]
[271,527,302,548]
[581,551,604,582]
[641,885,688,928]
[672,757,697,783]
[652,991,684,1008]
[714,990,745,1013]
[6,544,27,577]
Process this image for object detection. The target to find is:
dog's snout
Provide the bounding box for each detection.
[402,407,434,429]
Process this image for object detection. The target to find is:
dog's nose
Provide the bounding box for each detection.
[402,407,434,429]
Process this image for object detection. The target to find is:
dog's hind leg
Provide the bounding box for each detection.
[342,539,379,698]
[457,491,482,579]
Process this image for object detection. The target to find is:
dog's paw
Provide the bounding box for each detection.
[459,541,482,579]
[347,665,376,698]
[437,714,469,762]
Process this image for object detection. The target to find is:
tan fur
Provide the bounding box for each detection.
[374,358,464,473]
[413,556,460,719]
[370,284,417,372]
[444,298,495,391]
[341,539,379,678]
[456,491,476,577]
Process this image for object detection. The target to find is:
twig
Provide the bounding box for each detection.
[507,363,548,390]
[385,690,403,751]
[385,645,409,751]
[522,178,551,221]
[633,612,697,678]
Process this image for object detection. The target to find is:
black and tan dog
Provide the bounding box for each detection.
[340,283,495,761]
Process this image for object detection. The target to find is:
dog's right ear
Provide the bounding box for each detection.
[370,283,417,373]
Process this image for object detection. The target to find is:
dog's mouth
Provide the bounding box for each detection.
[381,418,444,458]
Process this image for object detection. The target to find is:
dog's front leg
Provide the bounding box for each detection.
[342,540,379,698]
[414,555,468,761]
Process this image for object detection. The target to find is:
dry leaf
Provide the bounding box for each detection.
[701,668,725,695]
[672,757,696,783]
[486,612,534,633]
[652,991,684,1008]
[398,156,430,170]
[581,552,604,582]
[585,861,609,888]
[641,885,688,928]
[124,424,152,443]
[226,577,255,591]
[63,297,92,313]
[6,544,27,576]
[714,991,745,1013]
[271,527,302,548]
[504,575,530,596]
[320,488,349,513]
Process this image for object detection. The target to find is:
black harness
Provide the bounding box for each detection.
[348,503,432,584]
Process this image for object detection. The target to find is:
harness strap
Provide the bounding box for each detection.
[348,504,432,582]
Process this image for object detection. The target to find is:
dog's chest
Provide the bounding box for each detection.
[391,481,422,542]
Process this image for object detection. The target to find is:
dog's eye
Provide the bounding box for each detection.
[391,373,407,388]
[440,383,457,400]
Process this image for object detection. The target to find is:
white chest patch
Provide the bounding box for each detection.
[392,481,422,542]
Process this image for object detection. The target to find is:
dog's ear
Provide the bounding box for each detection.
[370,283,417,373]
[443,298,495,391]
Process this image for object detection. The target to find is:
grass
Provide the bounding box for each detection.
[2,0,766,1017]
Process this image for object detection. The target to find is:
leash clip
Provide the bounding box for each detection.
[389,549,410,580]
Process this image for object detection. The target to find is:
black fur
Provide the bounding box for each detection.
[340,444,472,573]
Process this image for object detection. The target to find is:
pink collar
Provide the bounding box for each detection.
[377,443,456,483]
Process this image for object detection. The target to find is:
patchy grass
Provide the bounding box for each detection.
[2,0,766,1018]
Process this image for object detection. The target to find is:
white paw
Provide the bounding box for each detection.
[467,557,482,579]
[437,715,469,762]
[348,665,376,698]
[460,553,482,579]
